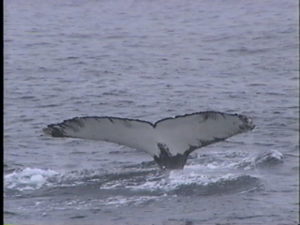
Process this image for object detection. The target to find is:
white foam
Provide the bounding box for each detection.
[103,196,157,207]
[4,167,59,191]
[130,165,239,192]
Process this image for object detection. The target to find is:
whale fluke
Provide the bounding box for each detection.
[43,111,255,169]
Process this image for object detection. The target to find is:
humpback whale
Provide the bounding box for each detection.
[43,111,255,169]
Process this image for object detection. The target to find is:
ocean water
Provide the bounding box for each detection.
[4,0,299,224]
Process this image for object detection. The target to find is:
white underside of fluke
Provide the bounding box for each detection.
[43,111,255,158]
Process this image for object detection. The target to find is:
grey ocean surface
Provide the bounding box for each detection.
[4,0,299,224]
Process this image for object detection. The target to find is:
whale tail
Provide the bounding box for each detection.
[43,111,255,169]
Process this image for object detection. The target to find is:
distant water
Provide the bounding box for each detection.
[4,0,299,224]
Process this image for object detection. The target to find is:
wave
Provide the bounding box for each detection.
[4,150,283,203]
[129,167,262,196]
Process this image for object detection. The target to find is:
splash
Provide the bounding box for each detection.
[4,168,59,191]
[129,165,261,195]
